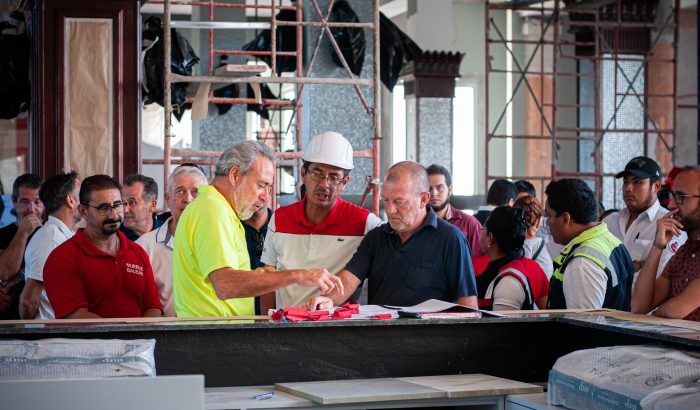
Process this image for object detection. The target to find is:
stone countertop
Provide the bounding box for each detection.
[2,312,700,348]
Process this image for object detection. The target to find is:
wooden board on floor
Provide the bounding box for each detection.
[398,373,543,398]
[275,378,446,405]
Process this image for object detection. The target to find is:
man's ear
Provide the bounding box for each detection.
[418,191,431,208]
[561,211,571,225]
[78,204,89,220]
[652,179,661,194]
[228,166,242,186]
[148,198,158,213]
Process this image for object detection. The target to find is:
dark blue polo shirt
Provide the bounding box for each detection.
[346,207,477,306]
[243,208,272,269]
[120,214,165,242]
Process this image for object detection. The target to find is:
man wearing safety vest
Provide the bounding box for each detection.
[543,179,635,310]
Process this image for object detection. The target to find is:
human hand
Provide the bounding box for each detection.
[18,213,42,235]
[654,210,683,248]
[303,296,333,311]
[296,269,344,296]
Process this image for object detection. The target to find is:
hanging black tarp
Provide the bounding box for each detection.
[0,10,30,119]
[380,12,422,91]
[329,1,365,76]
[242,9,297,74]
[142,16,200,121]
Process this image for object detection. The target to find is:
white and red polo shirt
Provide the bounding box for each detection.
[261,197,382,307]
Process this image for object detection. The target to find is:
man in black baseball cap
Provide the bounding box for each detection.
[614,156,661,180]
[603,156,685,280]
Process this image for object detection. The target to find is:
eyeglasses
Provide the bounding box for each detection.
[671,191,700,205]
[307,169,346,186]
[83,202,124,216]
[174,187,199,199]
[254,231,264,258]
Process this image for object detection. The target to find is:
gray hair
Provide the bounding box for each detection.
[168,165,208,194]
[215,141,276,177]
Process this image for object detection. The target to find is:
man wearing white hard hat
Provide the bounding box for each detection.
[260,131,382,308]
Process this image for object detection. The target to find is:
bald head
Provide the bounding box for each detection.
[385,161,429,195]
[676,167,700,189]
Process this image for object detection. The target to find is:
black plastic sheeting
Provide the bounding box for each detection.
[329,1,365,76]
[242,9,298,74]
[212,56,280,120]
[0,11,30,119]
[142,17,199,121]
[213,82,279,121]
[380,12,422,92]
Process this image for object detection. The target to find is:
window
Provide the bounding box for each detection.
[452,84,476,196]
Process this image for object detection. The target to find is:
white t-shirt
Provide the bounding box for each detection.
[602,201,687,282]
[523,237,553,279]
[136,217,175,317]
[492,276,527,311]
[24,216,75,319]
[562,256,608,309]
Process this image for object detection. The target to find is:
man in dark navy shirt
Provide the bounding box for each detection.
[306,161,478,309]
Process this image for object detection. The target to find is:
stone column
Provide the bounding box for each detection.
[400,51,464,171]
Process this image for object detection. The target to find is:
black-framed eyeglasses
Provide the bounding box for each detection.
[307,169,346,186]
[83,202,124,216]
[671,191,700,205]
[254,231,264,258]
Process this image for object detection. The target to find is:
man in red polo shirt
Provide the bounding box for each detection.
[44,175,162,319]
[426,164,484,258]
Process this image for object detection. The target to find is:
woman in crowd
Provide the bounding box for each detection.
[513,195,553,280]
[476,206,549,311]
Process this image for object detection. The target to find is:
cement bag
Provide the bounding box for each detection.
[0,338,156,381]
[548,345,700,410]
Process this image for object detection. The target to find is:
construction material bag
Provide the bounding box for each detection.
[548,345,700,410]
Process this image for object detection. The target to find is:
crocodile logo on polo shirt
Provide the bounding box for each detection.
[126,263,144,276]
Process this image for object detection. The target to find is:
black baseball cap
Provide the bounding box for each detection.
[615,156,661,180]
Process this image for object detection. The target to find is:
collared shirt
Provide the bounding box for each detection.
[345,207,477,306]
[24,216,75,319]
[243,209,273,270]
[44,229,163,318]
[444,204,484,258]
[172,185,254,317]
[120,214,165,242]
[603,200,687,279]
[661,237,700,322]
[136,217,176,317]
[261,197,381,308]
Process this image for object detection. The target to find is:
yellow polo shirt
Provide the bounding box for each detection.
[172,185,254,317]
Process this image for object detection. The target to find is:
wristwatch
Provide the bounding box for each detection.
[653,241,666,250]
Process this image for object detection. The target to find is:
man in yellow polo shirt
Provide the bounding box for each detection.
[172,141,344,317]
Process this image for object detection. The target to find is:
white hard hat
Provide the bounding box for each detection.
[302,131,354,170]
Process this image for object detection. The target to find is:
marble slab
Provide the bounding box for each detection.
[275,378,446,405]
[398,374,543,398]
[206,385,313,409]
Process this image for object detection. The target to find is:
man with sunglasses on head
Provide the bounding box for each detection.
[260,131,381,309]
[44,175,162,318]
[136,166,207,317]
[603,157,687,283]
[632,167,700,321]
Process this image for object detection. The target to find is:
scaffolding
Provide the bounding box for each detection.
[143,0,381,214]
[485,0,679,208]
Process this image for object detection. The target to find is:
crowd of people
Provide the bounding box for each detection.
[0,132,698,322]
